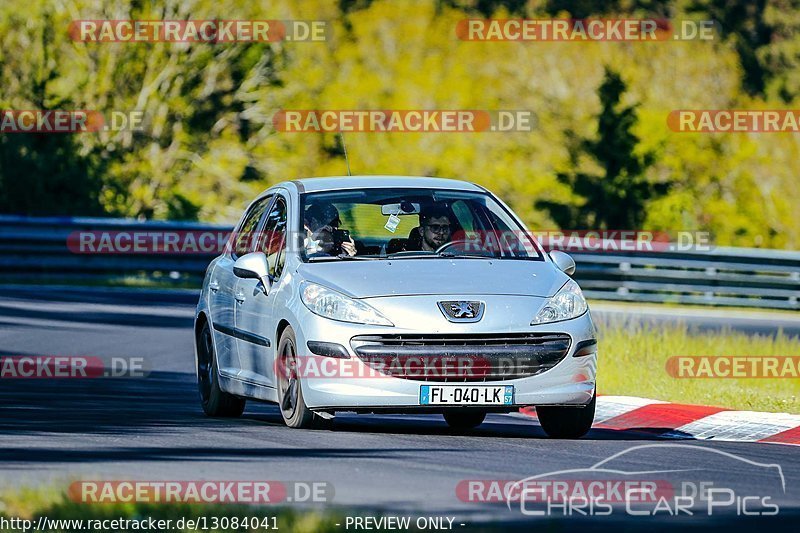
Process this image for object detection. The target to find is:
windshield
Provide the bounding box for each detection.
[299,188,544,261]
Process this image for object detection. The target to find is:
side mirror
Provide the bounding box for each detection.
[549,250,576,275]
[233,252,272,294]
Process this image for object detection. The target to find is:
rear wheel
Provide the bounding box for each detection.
[197,322,245,417]
[443,410,486,430]
[277,326,318,428]
[536,393,595,439]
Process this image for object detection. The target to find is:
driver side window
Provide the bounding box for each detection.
[232,195,272,258]
[259,196,288,279]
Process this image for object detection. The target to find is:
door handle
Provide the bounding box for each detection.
[209,280,220,292]
[235,290,246,303]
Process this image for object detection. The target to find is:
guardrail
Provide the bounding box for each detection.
[1,215,798,310]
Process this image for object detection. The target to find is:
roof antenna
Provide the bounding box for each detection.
[339,132,352,176]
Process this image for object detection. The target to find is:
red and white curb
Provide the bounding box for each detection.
[520,396,800,445]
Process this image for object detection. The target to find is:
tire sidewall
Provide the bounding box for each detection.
[537,392,596,439]
[197,322,218,414]
[197,321,245,417]
[277,326,316,428]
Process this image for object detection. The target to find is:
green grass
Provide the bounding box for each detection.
[596,316,800,413]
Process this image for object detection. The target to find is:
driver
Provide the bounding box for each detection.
[304,202,357,256]
[416,204,453,252]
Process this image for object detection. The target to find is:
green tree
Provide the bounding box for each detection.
[0,7,105,215]
[537,67,663,229]
[685,0,800,102]
[685,0,772,97]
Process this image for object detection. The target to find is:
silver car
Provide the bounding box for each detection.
[194,176,597,438]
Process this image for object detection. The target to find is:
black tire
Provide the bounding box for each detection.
[536,393,595,439]
[197,321,246,417]
[443,410,486,430]
[276,326,318,429]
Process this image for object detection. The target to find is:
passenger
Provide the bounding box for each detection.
[304,202,357,256]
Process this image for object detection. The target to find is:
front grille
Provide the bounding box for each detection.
[350,333,571,382]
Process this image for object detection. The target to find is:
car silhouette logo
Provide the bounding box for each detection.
[438,301,485,322]
[504,443,787,514]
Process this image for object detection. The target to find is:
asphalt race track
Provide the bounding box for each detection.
[1,286,799,530]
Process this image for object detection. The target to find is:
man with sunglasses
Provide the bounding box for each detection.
[416,204,453,252]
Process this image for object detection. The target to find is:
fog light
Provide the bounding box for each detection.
[573,339,597,357]
[307,341,350,358]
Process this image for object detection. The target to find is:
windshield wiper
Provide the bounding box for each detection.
[385,251,438,259]
[386,250,496,260]
[307,254,381,262]
[437,252,495,259]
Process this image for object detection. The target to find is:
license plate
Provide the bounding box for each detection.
[420,385,513,405]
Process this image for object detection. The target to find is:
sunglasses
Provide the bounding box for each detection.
[424,223,451,233]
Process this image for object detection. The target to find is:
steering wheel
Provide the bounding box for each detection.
[435,240,470,255]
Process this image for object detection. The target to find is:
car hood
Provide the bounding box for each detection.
[296,259,568,299]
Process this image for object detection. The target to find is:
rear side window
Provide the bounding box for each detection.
[232,196,272,258]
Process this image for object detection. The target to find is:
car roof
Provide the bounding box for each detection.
[273,175,485,194]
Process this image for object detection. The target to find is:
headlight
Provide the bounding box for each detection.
[300,282,393,326]
[531,279,588,324]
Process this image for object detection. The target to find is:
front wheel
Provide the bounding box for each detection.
[443,410,486,430]
[196,322,246,417]
[276,326,319,428]
[536,393,595,439]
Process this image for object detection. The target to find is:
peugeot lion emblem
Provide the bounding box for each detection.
[437,300,485,322]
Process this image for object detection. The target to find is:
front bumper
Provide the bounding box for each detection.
[293,295,597,410]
